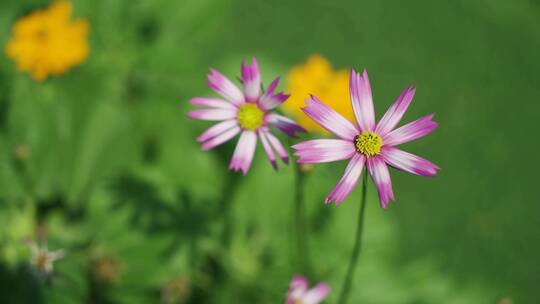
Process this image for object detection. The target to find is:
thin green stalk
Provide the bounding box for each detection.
[294,163,311,276]
[337,170,368,304]
[219,172,241,248]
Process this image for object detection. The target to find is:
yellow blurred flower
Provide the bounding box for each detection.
[5,1,89,81]
[283,54,354,134]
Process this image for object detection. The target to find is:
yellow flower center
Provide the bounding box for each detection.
[355,131,383,156]
[34,252,49,270]
[237,103,264,130]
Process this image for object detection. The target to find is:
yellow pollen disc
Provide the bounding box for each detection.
[35,253,49,270]
[237,103,264,130]
[355,131,383,156]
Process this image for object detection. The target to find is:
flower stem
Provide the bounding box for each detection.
[337,170,368,304]
[220,172,241,248]
[294,163,311,276]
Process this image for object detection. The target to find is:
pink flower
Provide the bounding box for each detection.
[286,275,330,304]
[292,69,439,208]
[188,58,305,174]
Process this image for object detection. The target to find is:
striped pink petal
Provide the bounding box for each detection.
[265,132,288,164]
[208,69,244,106]
[241,58,261,101]
[229,131,257,174]
[197,120,238,143]
[189,97,237,110]
[290,275,309,291]
[303,283,330,304]
[258,77,289,110]
[292,139,356,164]
[383,114,437,146]
[302,95,358,140]
[367,157,394,208]
[375,85,416,136]
[201,126,240,150]
[381,146,439,176]
[266,113,306,137]
[188,109,236,121]
[325,153,365,204]
[258,130,277,169]
[350,69,376,131]
[286,276,309,304]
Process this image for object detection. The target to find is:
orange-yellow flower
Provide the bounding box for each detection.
[282,55,354,134]
[5,1,89,81]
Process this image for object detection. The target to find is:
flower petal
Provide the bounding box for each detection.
[292,139,356,164]
[258,130,277,169]
[200,126,240,150]
[303,283,330,304]
[258,77,289,110]
[241,58,261,101]
[381,146,439,176]
[189,97,237,110]
[325,153,365,204]
[265,132,288,164]
[197,120,238,143]
[208,69,244,105]
[383,114,437,146]
[266,113,306,137]
[188,109,236,121]
[290,275,309,291]
[302,95,358,140]
[375,85,415,136]
[229,131,257,174]
[350,69,375,131]
[366,157,394,208]
[286,276,309,304]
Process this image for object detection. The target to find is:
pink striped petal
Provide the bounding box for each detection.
[265,132,288,164]
[302,95,358,140]
[241,58,261,101]
[197,120,238,143]
[325,153,365,204]
[201,126,240,150]
[375,85,416,136]
[189,97,237,110]
[367,157,394,208]
[350,69,376,131]
[290,275,309,291]
[383,114,437,146]
[229,131,257,174]
[303,283,330,304]
[266,113,306,137]
[258,130,277,169]
[208,69,245,105]
[188,109,236,121]
[258,77,289,110]
[259,92,289,110]
[287,276,309,304]
[292,139,356,164]
[265,77,280,96]
[381,146,439,176]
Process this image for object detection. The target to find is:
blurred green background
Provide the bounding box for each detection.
[0,0,539,303]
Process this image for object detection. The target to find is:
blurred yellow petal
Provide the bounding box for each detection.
[282,54,354,134]
[4,0,90,81]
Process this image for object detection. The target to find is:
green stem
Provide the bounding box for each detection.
[294,163,311,276]
[219,172,241,248]
[337,170,368,304]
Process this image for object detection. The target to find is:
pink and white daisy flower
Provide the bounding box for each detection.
[292,69,439,208]
[286,275,330,304]
[188,58,306,174]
